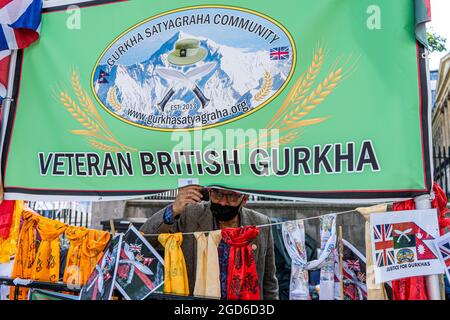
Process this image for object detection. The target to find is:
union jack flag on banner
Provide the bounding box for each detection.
[129,243,142,253]
[433,232,450,281]
[270,47,289,60]
[0,0,42,101]
[373,224,395,267]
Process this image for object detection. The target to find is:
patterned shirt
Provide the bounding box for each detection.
[163,204,230,299]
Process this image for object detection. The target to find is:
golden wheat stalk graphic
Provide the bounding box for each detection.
[56,70,137,152]
[239,45,357,149]
[267,46,325,129]
[254,71,273,102]
[107,86,123,112]
[281,67,343,130]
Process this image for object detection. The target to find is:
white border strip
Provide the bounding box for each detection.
[4,192,157,202]
[4,190,412,204]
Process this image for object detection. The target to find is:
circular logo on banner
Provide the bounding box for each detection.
[91,5,296,131]
[396,248,415,264]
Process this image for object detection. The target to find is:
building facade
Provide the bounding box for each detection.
[432,53,450,150]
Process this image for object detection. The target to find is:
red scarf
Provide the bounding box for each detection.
[392,199,427,300]
[391,182,449,300]
[222,226,260,300]
[431,182,450,234]
[0,200,15,239]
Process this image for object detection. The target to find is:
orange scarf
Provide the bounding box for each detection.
[31,217,67,282]
[79,229,110,284]
[10,210,110,299]
[10,210,40,300]
[63,226,89,286]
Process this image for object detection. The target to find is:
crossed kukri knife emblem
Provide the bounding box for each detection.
[156,62,216,111]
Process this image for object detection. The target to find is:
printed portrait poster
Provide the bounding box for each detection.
[341,239,367,300]
[115,225,164,300]
[79,234,123,300]
[370,209,444,283]
[433,232,450,281]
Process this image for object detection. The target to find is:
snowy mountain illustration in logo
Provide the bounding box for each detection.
[94,28,294,130]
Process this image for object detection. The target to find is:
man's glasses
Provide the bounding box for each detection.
[209,189,243,202]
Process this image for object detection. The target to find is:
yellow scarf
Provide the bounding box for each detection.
[0,201,24,263]
[193,231,221,298]
[63,226,89,286]
[79,229,110,284]
[31,217,67,282]
[158,233,189,295]
[10,210,40,300]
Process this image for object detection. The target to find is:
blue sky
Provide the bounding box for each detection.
[429,0,450,70]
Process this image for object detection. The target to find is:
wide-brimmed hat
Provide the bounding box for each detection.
[167,39,207,66]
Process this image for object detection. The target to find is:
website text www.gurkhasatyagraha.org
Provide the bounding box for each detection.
[125,102,249,126]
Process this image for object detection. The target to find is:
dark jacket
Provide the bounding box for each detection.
[140,201,279,300]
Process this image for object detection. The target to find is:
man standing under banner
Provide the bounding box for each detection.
[140,185,279,300]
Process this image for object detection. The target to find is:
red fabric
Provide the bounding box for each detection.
[424,0,432,19]
[0,200,15,239]
[222,226,260,300]
[392,199,416,212]
[13,29,40,49]
[0,0,14,10]
[0,56,10,86]
[391,200,428,300]
[431,182,450,235]
[391,275,428,300]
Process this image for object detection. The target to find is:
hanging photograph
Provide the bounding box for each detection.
[79,234,122,300]
[341,239,367,300]
[115,225,164,300]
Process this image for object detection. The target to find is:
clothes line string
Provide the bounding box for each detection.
[142,202,395,237]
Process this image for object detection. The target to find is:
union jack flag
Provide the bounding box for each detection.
[373,224,395,267]
[435,233,450,281]
[129,243,142,253]
[270,47,289,61]
[439,242,450,268]
[0,0,42,101]
[346,259,361,271]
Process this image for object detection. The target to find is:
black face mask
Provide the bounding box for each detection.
[210,199,243,222]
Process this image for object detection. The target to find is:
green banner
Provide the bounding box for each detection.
[3,0,431,201]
